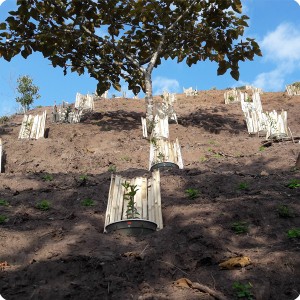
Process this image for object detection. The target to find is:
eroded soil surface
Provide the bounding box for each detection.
[0,90,300,300]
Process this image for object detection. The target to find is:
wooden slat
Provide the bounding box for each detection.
[153,170,163,229]
[147,178,155,222]
[104,174,115,229]
[135,177,143,218]
[141,117,147,138]
[141,177,148,219]
[110,175,121,224]
[117,177,126,221]
[30,115,39,139]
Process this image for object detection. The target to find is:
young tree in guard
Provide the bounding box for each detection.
[16,75,40,113]
[0,0,261,121]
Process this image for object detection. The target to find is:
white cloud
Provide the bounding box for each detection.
[152,76,180,95]
[0,0,6,6]
[250,23,300,91]
[261,23,300,62]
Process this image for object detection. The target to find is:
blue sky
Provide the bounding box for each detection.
[0,0,300,117]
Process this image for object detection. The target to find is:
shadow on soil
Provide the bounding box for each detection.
[0,158,299,300]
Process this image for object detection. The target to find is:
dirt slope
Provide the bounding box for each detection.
[0,90,299,300]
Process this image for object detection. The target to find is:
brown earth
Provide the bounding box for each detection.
[0,90,299,300]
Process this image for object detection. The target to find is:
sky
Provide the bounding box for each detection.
[0,0,300,117]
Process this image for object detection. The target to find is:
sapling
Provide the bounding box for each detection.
[157,152,165,162]
[185,188,199,199]
[36,200,50,211]
[122,181,140,219]
[287,228,300,238]
[277,204,295,218]
[42,174,53,181]
[0,199,9,206]
[232,281,254,300]
[286,179,300,189]
[81,198,95,207]
[231,221,248,234]
[237,182,249,190]
[0,215,8,224]
[79,174,88,186]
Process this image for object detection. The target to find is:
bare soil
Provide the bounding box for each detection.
[0,90,300,300]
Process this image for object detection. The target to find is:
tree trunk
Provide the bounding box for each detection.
[144,71,153,122]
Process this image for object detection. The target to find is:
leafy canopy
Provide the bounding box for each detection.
[0,0,262,95]
[16,75,40,112]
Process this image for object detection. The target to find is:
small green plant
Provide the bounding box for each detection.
[0,199,9,206]
[108,165,117,173]
[259,146,265,151]
[157,152,165,162]
[228,95,235,102]
[0,115,9,124]
[36,200,51,211]
[245,96,252,102]
[233,281,254,299]
[286,179,300,189]
[287,228,300,238]
[79,174,88,186]
[122,181,140,219]
[231,221,248,234]
[81,198,96,207]
[237,182,249,190]
[199,156,207,162]
[0,215,8,224]
[150,137,158,147]
[121,156,131,162]
[207,148,213,152]
[147,119,157,134]
[42,174,53,181]
[277,204,295,218]
[213,153,222,158]
[185,188,199,199]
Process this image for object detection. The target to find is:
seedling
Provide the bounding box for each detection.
[0,215,8,224]
[79,174,88,186]
[199,156,207,162]
[42,174,53,181]
[121,156,131,162]
[122,181,140,219]
[237,182,249,190]
[228,95,235,102]
[231,221,248,234]
[36,200,51,211]
[245,96,252,102]
[286,179,300,189]
[108,165,117,173]
[233,282,254,300]
[81,198,95,207]
[150,137,158,147]
[277,204,295,218]
[147,119,157,134]
[157,152,165,162]
[287,228,300,238]
[185,188,199,199]
[213,153,222,158]
[0,116,9,124]
[0,199,9,206]
[259,146,265,151]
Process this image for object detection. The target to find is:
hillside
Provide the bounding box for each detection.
[0,90,300,300]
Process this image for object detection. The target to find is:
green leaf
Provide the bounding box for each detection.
[230,69,240,81]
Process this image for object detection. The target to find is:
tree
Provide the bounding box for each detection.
[16,75,40,113]
[0,0,261,121]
